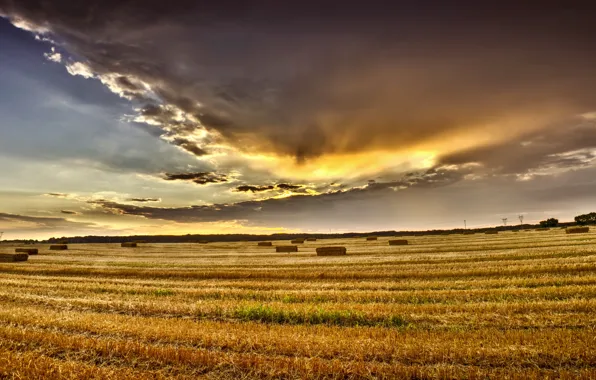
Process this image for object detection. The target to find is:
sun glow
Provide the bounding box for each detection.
[240,149,438,182]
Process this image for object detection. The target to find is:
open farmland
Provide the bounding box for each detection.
[0,230,595,379]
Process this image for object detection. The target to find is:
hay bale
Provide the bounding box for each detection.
[0,253,28,262]
[306,238,317,242]
[566,226,589,234]
[276,245,298,253]
[258,242,273,246]
[388,239,408,245]
[316,246,347,256]
[366,236,377,241]
[291,239,305,244]
[121,242,137,248]
[49,244,68,250]
[15,248,38,255]
[485,231,498,235]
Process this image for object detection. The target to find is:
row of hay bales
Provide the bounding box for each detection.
[1,244,65,262]
[276,246,347,256]
[257,241,346,256]
[261,237,410,256]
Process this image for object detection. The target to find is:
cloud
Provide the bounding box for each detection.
[43,46,61,62]
[127,197,161,203]
[0,212,94,229]
[438,116,596,178]
[46,192,70,198]
[276,183,302,191]
[234,183,304,193]
[60,210,77,214]
[170,137,208,156]
[235,185,274,193]
[90,164,475,224]
[3,1,596,168]
[163,172,228,185]
[65,61,94,78]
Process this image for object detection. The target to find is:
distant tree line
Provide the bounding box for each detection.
[38,223,574,244]
[3,212,592,244]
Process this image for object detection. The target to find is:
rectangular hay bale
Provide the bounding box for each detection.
[15,248,38,255]
[566,226,589,234]
[49,244,68,250]
[0,253,28,262]
[366,236,377,241]
[316,246,347,256]
[290,239,305,244]
[258,242,273,246]
[388,239,408,245]
[121,242,137,248]
[276,245,298,253]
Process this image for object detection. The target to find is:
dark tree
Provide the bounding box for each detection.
[539,218,559,227]
[574,212,596,225]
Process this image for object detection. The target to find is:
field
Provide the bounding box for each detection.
[0,230,595,379]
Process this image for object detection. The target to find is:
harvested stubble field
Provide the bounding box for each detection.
[0,230,595,379]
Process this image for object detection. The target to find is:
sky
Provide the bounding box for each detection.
[1,1,596,239]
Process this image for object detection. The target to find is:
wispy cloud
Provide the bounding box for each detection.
[0,212,94,229]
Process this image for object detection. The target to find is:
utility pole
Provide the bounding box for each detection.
[502,218,508,226]
[464,220,467,229]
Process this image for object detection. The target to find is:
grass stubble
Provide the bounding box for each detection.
[0,230,594,379]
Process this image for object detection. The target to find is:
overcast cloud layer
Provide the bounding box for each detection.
[1,1,596,238]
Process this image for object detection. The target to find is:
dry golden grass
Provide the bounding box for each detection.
[0,229,595,378]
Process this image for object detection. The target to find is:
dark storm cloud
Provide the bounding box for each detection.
[0,212,94,229]
[128,198,161,203]
[60,210,77,214]
[3,1,596,163]
[276,184,302,191]
[164,172,228,185]
[234,183,303,193]
[235,185,274,193]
